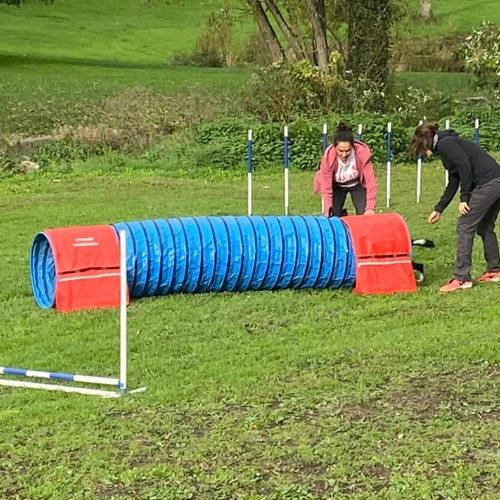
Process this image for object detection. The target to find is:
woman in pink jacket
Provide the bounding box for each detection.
[314,123,377,217]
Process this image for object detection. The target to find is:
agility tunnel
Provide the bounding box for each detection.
[29,213,417,313]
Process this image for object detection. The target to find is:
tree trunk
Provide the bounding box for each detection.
[305,0,329,69]
[420,0,432,20]
[346,0,391,109]
[264,0,307,63]
[246,0,285,63]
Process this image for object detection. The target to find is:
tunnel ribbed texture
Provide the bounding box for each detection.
[112,215,355,297]
[29,215,356,308]
[30,232,57,309]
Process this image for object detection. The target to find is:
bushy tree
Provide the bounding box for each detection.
[459,21,500,90]
[244,0,395,111]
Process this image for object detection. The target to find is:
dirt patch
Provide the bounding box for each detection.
[336,365,500,424]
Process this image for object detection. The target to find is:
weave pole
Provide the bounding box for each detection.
[247,129,253,216]
[321,124,328,215]
[474,118,480,144]
[386,122,392,208]
[119,229,127,392]
[322,123,328,151]
[445,120,450,186]
[417,120,423,204]
[357,124,363,141]
[0,231,146,398]
[284,126,290,216]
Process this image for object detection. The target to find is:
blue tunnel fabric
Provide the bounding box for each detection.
[29,215,356,307]
[112,215,355,298]
[30,232,57,309]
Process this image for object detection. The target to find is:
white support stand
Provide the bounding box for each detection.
[247,129,253,217]
[0,230,147,398]
[386,122,392,208]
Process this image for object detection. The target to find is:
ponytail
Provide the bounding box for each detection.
[333,122,355,146]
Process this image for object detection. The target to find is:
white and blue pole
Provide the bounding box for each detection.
[386,122,392,208]
[358,124,363,141]
[284,126,290,216]
[445,119,450,186]
[474,118,480,144]
[247,129,253,216]
[119,229,127,393]
[321,124,328,215]
[417,120,423,204]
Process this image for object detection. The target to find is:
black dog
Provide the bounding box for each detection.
[330,208,435,283]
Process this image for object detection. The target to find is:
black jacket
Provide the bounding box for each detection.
[433,129,500,213]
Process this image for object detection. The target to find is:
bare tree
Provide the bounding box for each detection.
[244,0,395,108]
[305,0,329,68]
[247,0,285,62]
[264,0,307,62]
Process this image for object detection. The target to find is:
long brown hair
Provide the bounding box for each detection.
[410,122,439,156]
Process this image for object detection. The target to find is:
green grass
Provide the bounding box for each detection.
[0,0,247,62]
[0,54,249,119]
[393,71,473,94]
[2,1,500,496]
[0,0,252,135]
[417,0,500,35]
[2,160,500,499]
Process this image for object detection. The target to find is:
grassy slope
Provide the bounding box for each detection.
[0,0,497,62]
[1,162,500,499]
[420,0,500,33]
[0,0,496,135]
[0,0,241,62]
[0,0,250,135]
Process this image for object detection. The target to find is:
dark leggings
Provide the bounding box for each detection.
[332,183,367,216]
[454,177,500,281]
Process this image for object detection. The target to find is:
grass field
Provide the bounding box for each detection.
[2,0,500,497]
[2,160,500,499]
[0,0,248,62]
[415,0,500,35]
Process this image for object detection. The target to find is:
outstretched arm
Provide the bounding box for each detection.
[362,159,377,212]
[317,146,334,216]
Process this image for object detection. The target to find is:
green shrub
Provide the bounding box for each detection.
[169,4,238,68]
[244,56,351,123]
[459,21,500,90]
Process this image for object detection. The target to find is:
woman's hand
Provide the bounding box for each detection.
[459,202,470,215]
[363,209,375,216]
[427,211,440,224]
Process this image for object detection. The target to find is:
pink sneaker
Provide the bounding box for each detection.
[477,271,500,283]
[439,279,473,292]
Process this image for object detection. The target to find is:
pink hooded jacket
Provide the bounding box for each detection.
[313,140,377,216]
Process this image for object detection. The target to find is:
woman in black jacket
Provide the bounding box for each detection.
[411,122,500,292]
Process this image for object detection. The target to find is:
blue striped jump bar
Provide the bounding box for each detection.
[0,366,120,387]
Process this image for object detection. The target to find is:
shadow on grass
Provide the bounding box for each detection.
[0,51,170,71]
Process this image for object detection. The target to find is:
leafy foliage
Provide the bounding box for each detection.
[244,55,350,122]
[459,21,500,90]
[170,4,238,67]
